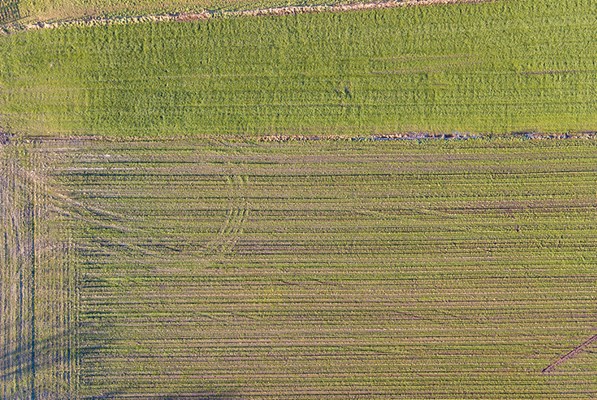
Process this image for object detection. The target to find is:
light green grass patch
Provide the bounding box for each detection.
[1,0,596,138]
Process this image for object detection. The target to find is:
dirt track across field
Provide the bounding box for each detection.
[542,334,597,374]
[3,0,493,33]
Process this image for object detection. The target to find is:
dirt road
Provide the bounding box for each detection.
[3,0,493,33]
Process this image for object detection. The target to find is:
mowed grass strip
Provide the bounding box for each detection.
[1,0,596,138]
[46,138,596,399]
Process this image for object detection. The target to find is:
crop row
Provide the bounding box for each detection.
[42,138,597,398]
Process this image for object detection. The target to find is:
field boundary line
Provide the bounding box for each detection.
[12,131,597,144]
[542,334,597,374]
[259,132,597,142]
[2,0,493,33]
[0,144,36,399]
[0,142,77,398]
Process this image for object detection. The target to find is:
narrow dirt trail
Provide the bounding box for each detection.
[542,334,597,374]
[4,0,493,33]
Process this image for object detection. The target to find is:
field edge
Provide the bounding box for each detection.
[0,142,77,399]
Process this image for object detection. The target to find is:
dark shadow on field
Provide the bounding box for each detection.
[1,326,74,395]
[0,0,20,24]
[75,325,241,399]
[0,131,12,145]
[0,327,70,381]
[86,391,124,400]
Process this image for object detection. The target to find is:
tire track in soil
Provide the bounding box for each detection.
[0,145,35,399]
[542,334,597,374]
[1,143,76,399]
[206,175,249,257]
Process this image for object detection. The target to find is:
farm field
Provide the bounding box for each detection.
[2,138,596,398]
[1,0,596,138]
[1,0,596,398]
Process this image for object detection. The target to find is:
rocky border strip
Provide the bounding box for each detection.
[258,131,597,142]
[1,0,492,34]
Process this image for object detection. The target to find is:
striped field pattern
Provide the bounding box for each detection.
[13,138,589,399]
[0,142,76,399]
[0,1,20,25]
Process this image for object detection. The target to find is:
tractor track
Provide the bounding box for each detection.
[542,334,597,374]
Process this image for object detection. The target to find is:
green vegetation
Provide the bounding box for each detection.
[15,137,590,398]
[0,0,596,138]
[3,138,596,398]
[1,0,596,398]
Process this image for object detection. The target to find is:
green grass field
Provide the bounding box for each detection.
[1,0,596,138]
[2,138,596,398]
[1,0,596,398]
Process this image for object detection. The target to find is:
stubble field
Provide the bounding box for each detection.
[2,138,596,398]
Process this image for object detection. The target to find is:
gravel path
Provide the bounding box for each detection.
[3,0,493,33]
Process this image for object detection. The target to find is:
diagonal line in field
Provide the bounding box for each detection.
[542,334,597,374]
